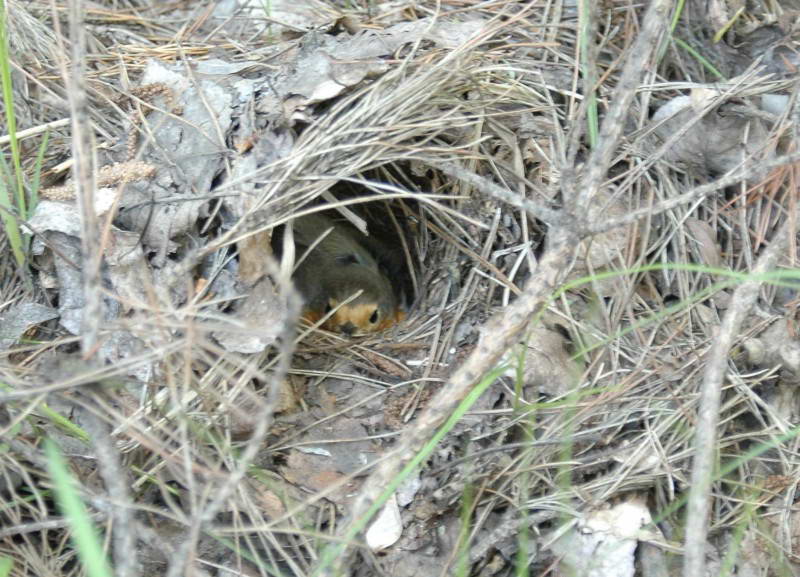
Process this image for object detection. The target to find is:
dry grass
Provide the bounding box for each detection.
[1,1,799,576]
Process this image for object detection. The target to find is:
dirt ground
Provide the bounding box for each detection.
[1,1,800,576]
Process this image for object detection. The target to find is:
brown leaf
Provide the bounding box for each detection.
[685,218,722,269]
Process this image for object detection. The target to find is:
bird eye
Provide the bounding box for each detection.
[369,309,379,324]
[325,302,333,314]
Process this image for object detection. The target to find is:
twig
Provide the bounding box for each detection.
[572,0,673,214]
[79,392,137,577]
[469,509,557,564]
[432,161,567,226]
[589,151,800,235]
[311,3,675,574]
[0,515,102,539]
[0,117,69,145]
[62,0,102,355]
[577,0,599,149]
[683,213,795,577]
[165,273,301,577]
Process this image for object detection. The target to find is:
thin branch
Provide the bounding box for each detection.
[79,393,137,577]
[0,515,102,539]
[683,213,795,577]
[589,151,800,235]
[311,4,676,574]
[572,0,673,214]
[433,161,568,226]
[64,0,102,355]
[165,273,301,577]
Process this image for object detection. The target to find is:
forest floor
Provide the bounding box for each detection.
[1,1,800,576]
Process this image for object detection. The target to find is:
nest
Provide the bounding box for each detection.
[1,1,800,576]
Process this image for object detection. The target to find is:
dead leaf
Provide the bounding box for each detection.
[212,278,287,353]
[104,228,152,308]
[280,452,359,505]
[250,17,489,125]
[685,218,722,269]
[743,317,800,389]
[279,416,377,505]
[27,189,117,238]
[501,323,583,398]
[549,498,653,577]
[649,92,775,178]
[248,469,317,524]
[366,493,403,551]
[361,350,411,377]
[212,0,335,38]
[0,302,59,351]
[572,189,637,297]
[237,230,273,285]
[115,60,233,261]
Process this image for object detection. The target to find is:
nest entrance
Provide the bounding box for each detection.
[273,165,546,351]
[272,188,421,338]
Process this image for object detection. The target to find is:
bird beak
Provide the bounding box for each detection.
[340,322,356,336]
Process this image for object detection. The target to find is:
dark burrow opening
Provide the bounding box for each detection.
[270,183,418,337]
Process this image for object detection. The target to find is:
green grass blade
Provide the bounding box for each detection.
[44,439,113,577]
[0,0,32,271]
[0,556,13,577]
[674,37,725,80]
[0,0,26,218]
[657,0,726,81]
[657,0,685,62]
[39,402,91,444]
[650,424,800,529]
[0,160,25,268]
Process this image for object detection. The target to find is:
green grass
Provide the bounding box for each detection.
[0,381,91,445]
[453,481,475,577]
[674,37,726,80]
[44,439,113,577]
[0,0,25,269]
[0,0,46,275]
[554,264,800,364]
[38,402,91,444]
[657,0,726,80]
[310,260,800,575]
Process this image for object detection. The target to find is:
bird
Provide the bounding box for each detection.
[277,212,403,335]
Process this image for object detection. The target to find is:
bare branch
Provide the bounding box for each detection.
[572,0,673,213]
[433,161,567,226]
[683,213,795,577]
[64,0,102,355]
[80,395,137,577]
[589,151,800,235]
[311,4,676,573]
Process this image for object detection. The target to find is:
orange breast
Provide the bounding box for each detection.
[301,307,404,334]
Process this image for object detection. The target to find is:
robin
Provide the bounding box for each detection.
[278,212,403,335]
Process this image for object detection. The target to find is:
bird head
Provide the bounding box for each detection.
[321,267,400,335]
